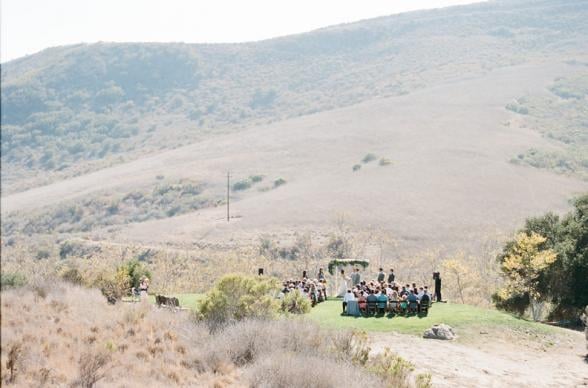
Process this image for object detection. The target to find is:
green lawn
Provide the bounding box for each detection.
[307,299,557,336]
[146,294,557,339]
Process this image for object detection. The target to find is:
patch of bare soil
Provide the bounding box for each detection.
[370,329,587,387]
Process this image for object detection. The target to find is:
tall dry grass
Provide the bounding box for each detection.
[1,282,427,387]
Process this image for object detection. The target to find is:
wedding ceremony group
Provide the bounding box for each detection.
[279,265,441,318]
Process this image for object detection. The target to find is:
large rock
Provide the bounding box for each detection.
[423,324,456,340]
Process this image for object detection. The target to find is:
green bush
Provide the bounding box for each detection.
[120,260,151,289]
[362,153,377,163]
[36,249,51,260]
[232,180,252,191]
[273,178,287,188]
[352,164,362,172]
[280,289,311,314]
[198,274,280,329]
[0,272,27,290]
[379,158,392,166]
[249,175,264,183]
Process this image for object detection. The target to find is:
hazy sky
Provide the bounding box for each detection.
[1,0,483,62]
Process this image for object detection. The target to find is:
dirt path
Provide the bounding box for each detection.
[369,331,587,387]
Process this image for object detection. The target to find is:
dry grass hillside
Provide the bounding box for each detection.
[2,0,587,193]
[3,59,587,254]
[0,283,431,387]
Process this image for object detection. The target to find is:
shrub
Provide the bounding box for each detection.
[249,175,264,183]
[72,350,110,388]
[197,274,280,329]
[368,348,416,388]
[93,263,142,302]
[379,158,392,166]
[259,236,279,259]
[232,179,252,191]
[362,153,377,163]
[273,178,287,188]
[60,266,84,285]
[4,342,22,384]
[352,164,362,172]
[280,289,311,314]
[36,249,51,260]
[0,272,27,290]
[119,259,151,289]
[505,102,529,115]
[330,330,370,366]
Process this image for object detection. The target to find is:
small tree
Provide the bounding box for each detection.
[442,259,471,304]
[198,274,280,329]
[496,232,557,320]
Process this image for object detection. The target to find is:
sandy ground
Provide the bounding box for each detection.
[370,330,587,387]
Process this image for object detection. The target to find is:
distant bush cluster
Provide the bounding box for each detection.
[505,100,529,115]
[353,153,392,171]
[232,175,264,191]
[508,75,588,180]
[511,148,587,180]
[2,179,215,236]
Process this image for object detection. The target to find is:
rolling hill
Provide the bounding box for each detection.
[1,0,587,256]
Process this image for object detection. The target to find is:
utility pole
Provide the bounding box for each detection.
[226,171,230,222]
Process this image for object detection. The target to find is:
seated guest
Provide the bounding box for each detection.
[389,289,399,301]
[417,287,425,300]
[343,289,356,313]
[420,289,431,304]
[357,292,367,312]
[419,289,431,313]
[407,290,418,303]
[377,290,388,312]
[367,289,378,304]
[400,286,408,297]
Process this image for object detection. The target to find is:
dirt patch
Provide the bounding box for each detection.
[369,329,587,387]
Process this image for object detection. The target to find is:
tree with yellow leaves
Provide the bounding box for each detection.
[496,232,556,320]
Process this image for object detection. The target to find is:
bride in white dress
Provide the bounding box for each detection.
[337,269,350,298]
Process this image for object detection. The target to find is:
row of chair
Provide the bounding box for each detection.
[345,299,430,317]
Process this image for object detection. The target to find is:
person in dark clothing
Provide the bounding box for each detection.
[387,269,395,284]
[377,268,385,283]
[433,272,442,302]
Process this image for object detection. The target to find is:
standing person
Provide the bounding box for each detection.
[338,269,350,297]
[433,272,442,302]
[139,277,150,302]
[351,267,361,287]
[377,268,386,283]
[387,268,395,284]
[317,268,325,281]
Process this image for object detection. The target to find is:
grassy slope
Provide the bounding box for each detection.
[153,294,556,337]
[306,300,557,336]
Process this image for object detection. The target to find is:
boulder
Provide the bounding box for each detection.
[423,324,455,340]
